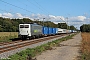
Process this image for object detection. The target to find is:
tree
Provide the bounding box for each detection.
[0,25,3,32]
[69,25,76,30]
[23,18,33,23]
[58,23,68,29]
[0,17,78,32]
[80,24,90,32]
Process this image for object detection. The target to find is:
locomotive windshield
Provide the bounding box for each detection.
[20,25,29,28]
[25,25,29,28]
[20,25,24,28]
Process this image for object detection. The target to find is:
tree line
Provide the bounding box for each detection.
[58,23,77,30]
[0,17,76,32]
[80,24,90,32]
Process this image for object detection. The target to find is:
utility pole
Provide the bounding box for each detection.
[60,18,67,29]
[43,18,45,26]
[66,17,68,30]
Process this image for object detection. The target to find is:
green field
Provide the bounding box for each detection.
[0,32,18,42]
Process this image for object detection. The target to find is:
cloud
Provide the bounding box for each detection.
[48,15,65,23]
[69,16,86,22]
[15,13,24,19]
[0,13,2,17]
[0,13,31,19]
[0,13,86,23]
[49,15,65,20]
[2,13,13,18]
[30,13,48,21]
[0,12,90,29]
[77,16,86,21]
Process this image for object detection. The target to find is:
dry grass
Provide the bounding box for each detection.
[81,32,90,60]
[81,33,90,53]
[0,32,18,42]
[0,32,18,37]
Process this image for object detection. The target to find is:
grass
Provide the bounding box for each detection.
[1,33,77,60]
[80,32,90,60]
[0,32,18,42]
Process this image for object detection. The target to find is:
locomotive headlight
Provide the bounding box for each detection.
[27,31,29,35]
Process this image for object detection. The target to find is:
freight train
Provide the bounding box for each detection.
[18,23,77,39]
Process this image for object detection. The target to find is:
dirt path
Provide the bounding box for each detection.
[35,33,82,60]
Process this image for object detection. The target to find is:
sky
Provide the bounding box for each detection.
[0,0,90,29]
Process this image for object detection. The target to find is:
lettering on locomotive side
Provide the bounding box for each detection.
[34,29,41,33]
[34,30,38,32]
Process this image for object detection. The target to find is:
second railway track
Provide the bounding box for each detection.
[0,34,66,54]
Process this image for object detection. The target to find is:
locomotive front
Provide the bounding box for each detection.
[18,24,31,39]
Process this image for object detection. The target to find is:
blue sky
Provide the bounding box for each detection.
[0,0,90,29]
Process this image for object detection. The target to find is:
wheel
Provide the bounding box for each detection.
[32,36,35,39]
[29,37,31,40]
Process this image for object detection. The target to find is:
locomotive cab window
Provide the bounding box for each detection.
[20,25,24,28]
[25,25,29,28]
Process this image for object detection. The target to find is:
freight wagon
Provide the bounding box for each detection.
[57,28,67,34]
[42,26,48,36]
[18,23,77,40]
[42,27,58,36]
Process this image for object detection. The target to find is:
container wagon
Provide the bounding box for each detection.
[42,26,48,36]
[48,27,53,35]
[52,28,57,35]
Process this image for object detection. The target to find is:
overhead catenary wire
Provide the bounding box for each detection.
[27,0,45,14]
[33,0,51,15]
[0,0,52,21]
[0,0,51,16]
[0,9,29,19]
[32,0,53,22]
[0,9,17,17]
[18,0,41,13]
[0,0,35,14]
[27,0,50,15]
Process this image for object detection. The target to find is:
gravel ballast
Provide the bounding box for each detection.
[0,34,68,59]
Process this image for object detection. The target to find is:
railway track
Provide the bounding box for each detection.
[0,34,66,54]
[0,40,22,46]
